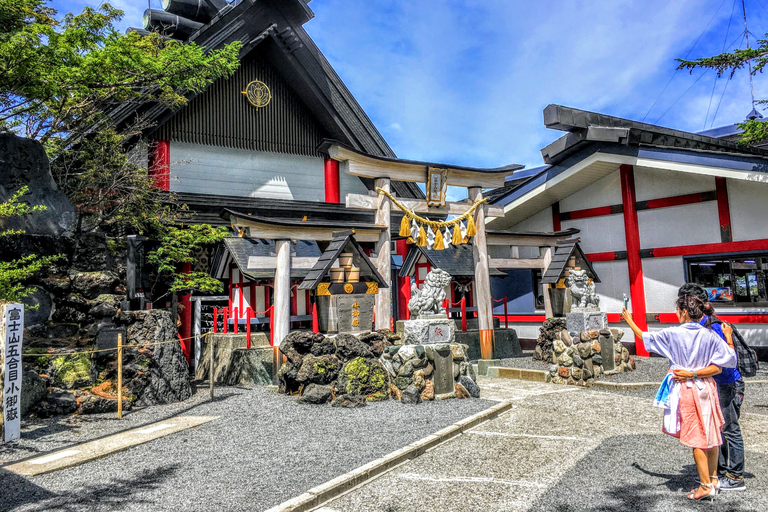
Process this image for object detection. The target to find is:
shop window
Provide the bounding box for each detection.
[686,253,768,305]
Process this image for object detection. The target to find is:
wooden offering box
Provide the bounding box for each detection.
[299,231,388,334]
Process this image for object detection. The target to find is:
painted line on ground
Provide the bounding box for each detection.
[395,472,547,488]
[3,416,217,477]
[263,400,514,512]
[466,431,586,441]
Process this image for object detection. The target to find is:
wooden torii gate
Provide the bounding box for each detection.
[324,142,519,360]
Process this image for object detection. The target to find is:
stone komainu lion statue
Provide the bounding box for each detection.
[565,269,599,308]
[408,268,453,317]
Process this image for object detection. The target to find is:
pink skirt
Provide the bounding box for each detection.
[668,376,724,449]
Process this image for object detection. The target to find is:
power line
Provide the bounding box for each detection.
[706,0,739,128]
[710,33,747,128]
[655,70,709,125]
[642,0,730,122]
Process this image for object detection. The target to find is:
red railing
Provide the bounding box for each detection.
[492,296,509,329]
[445,298,468,331]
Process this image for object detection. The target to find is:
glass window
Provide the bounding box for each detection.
[686,253,768,305]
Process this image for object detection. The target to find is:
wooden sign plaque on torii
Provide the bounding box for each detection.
[321,140,520,360]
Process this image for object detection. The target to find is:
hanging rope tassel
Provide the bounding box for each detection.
[433,226,445,250]
[399,214,411,237]
[416,224,428,246]
[452,223,463,245]
[465,214,477,238]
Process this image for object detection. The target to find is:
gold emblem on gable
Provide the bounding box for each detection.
[242,80,271,109]
[344,283,354,294]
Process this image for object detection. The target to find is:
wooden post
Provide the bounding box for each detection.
[374,178,392,330]
[542,246,554,318]
[444,298,450,318]
[312,303,319,334]
[212,307,218,334]
[209,335,214,398]
[117,333,123,419]
[223,307,228,334]
[461,297,467,332]
[233,308,239,334]
[469,187,494,360]
[273,239,291,346]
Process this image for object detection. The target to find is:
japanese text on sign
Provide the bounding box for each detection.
[351,300,360,327]
[3,304,24,443]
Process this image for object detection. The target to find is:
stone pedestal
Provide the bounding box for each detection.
[566,311,607,333]
[402,316,455,345]
[431,343,454,395]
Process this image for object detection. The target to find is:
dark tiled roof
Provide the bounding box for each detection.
[212,237,321,281]
[541,240,600,285]
[399,244,506,278]
[299,231,388,290]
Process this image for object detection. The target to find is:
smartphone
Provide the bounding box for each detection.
[623,294,629,309]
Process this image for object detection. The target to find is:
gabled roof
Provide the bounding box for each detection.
[120,0,423,199]
[487,105,768,229]
[541,239,599,285]
[541,104,768,165]
[211,237,321,282]
[299,231,388,290]
[399,244,506,278]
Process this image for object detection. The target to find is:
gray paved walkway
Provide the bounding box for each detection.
[320,377,768,512]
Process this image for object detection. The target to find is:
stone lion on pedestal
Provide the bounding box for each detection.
[408,268,453,317]
[565,269,599,309]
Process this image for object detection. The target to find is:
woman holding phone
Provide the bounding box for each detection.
[621,293,736,501]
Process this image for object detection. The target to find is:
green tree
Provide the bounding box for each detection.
[147,224,229,300]
[677,39,768,145]
[0,0,241,232]
[0,187,63,303]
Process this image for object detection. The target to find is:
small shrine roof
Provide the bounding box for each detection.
[299,231,388,290]
[211,237,321,282]
[541,239,600,285]
[399,244,507,278]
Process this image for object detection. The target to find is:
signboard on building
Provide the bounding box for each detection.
[2,303,24,443]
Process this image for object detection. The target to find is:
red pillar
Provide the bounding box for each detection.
[715,177,732,243]
[396,239,411,320]
[324,157,340,203]
[179,262,192,363]
[620,164,649,356]
[148,140,170,191]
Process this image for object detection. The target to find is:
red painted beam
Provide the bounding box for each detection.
[324,157,340,203]
[560,204,622,221]
[620,164,649,356]
[496,315,547,322]
[637,190,716,210]
[715,177,732,243]
[643,238,768,259]
[584,251,627,262]
[148,140,170,191]
[552,202,561,232]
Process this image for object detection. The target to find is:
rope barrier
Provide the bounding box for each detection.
[376,187,488,228]
[20,332,214,358]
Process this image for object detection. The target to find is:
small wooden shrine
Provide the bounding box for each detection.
[299,230,388,333]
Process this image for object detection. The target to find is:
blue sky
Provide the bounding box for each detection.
[52,0,768,170]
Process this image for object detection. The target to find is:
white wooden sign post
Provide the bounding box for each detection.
[2,303,24,443]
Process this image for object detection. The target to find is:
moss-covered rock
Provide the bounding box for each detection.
[338,357,389,400]
[50,353,93,389]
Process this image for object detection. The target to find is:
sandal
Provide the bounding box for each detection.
[711,475,720,492]
[687,482,717,501]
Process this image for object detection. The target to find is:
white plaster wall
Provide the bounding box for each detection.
[559,169,622,211]
[642,256,685,313]
[169,142,369,201]
[508,207,553,233]
[591,260,630,313]
[634,167,714,201]
[637,202,720,249]
[561,215,626,254]
[727,178,768,241]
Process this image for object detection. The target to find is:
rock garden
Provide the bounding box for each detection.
[278,330,480,406]
[533,317,635,386]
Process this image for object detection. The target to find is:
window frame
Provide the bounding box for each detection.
[684,250,768,307]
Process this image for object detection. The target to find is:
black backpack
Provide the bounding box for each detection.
[712,318,759,378]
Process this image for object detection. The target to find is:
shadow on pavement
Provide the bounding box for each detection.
[526,434,763,512]
[0,464,180,511]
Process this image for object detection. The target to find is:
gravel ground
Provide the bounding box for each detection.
[0,386,495,512]
[499,351,768,415]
